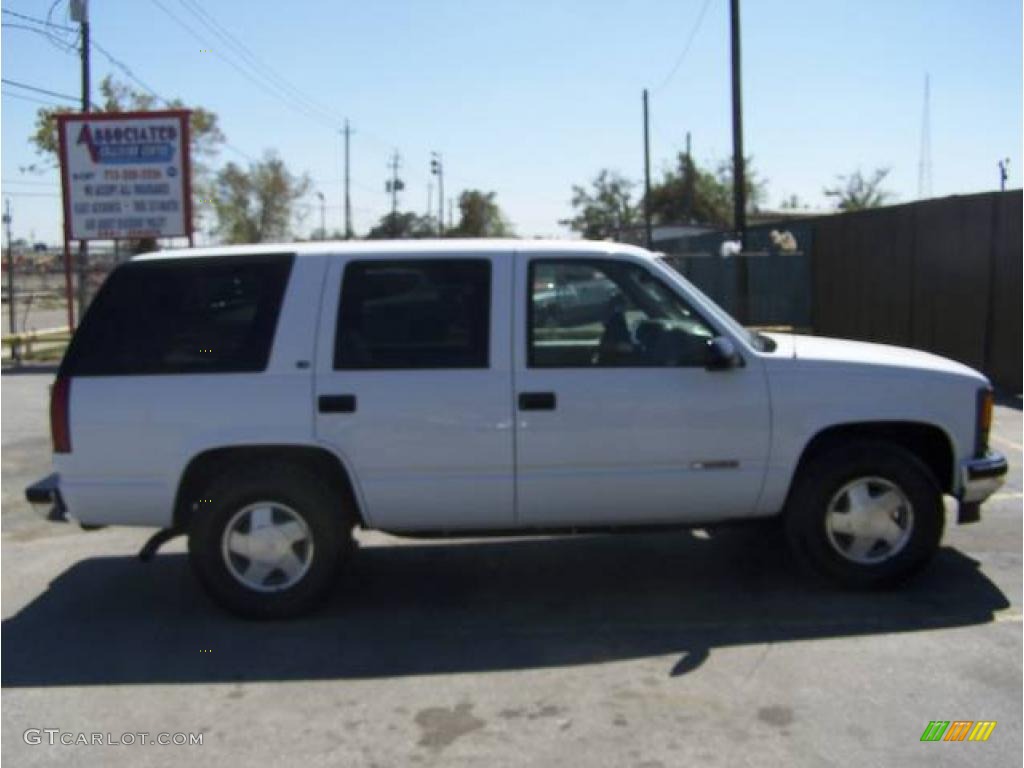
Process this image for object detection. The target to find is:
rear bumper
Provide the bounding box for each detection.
[25,473,69,523]
[957,452,1008,524]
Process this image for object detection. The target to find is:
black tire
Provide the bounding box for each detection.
[784,439,944,589]
[187,462,352,619]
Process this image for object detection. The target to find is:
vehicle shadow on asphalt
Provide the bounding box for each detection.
[1,529,1009,687]
[0,364,59,377]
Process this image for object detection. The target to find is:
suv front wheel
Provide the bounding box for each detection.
[188,463,351,618]
[784,440,944,588]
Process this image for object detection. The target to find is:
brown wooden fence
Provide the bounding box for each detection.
[810,190,1022,392]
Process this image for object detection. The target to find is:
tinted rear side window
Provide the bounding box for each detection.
[62,254,294,376]
[335,259,491,369]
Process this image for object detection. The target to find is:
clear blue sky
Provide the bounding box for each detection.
[2,0,1021,243]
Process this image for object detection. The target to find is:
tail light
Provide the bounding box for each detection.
[50,376,71,453]
[975,388,993,456]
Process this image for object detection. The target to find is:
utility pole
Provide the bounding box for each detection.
[999,158,1010,191]
[4,199,17,362]
[729,0,749,323]
[448,198,454,231]
[642,89,653,249]
[341,121,353,238]
[431,152,444,236]
[729,0,746,245]
[73,0,90,324]
[316,191,325,239]
[684,131,694,222]
[385,152,403,237]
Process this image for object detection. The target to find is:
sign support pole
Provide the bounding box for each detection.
[77,0,91,325]
[62,237,75,332]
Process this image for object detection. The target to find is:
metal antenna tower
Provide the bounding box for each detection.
[918,74,932,199]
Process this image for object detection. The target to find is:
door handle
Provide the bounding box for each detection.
[518,392,556,411]
[318,394,356,413]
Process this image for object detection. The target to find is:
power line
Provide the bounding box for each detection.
[155,0,440,191]
[655,0,714,92]
[4,15,163,107]
[149,0,342,132]
[2,77,83,104]
[81,30,260,163]
[9,11,261,174]
[1,21,76,52]
[1,7,74,32]
[90,38,164,101]
[1,5,78,53]
[154,1,441,197]
[2,89,67,107]
[175,0,344,128]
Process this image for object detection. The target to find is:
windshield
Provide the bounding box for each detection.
[655,256,777,353]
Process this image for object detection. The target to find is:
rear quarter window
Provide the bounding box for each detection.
[334,259,491,369]
[61,253,294,376]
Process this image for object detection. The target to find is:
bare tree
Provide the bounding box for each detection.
[824,168,893,211]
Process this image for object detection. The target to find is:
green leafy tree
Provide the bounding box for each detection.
[646,154,766,229]
[212,152,311,243]
[449,190,512,237]
[560,170,638,240]
[365,211,436,239]
[823,168,892,211]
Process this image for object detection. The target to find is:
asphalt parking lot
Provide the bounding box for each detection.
[2,367,1021,767]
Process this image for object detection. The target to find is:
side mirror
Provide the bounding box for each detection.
[705,336,742,371]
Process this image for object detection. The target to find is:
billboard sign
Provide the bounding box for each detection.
[57,110,193,241]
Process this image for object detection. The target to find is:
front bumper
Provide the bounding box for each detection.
[25,473,68,523]
[961,452,1008,502]
[957,452,1008,523]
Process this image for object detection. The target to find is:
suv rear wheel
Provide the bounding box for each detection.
[784,439,944,588]
[188,462,351,618]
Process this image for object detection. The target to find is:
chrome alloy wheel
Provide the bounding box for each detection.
[220,502,314,592]
[824,477,914,565]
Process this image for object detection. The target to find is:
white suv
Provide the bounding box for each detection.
[26,240,1007,617]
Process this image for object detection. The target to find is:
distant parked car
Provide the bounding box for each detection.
[26,240,1008,618]
[32,242,47,253]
